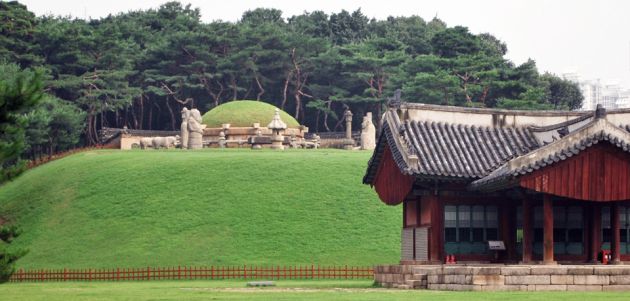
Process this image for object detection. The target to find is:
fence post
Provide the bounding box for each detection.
[147,266,150,281]
[178,266,181,280]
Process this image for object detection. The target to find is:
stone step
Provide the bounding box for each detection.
[405,279,427,288]
[397,284,413,289]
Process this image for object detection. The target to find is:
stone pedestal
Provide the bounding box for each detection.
[343,138,355,150]
[270,133,284,150]
[188,133,203,149]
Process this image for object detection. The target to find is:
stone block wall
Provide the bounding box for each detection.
[373,265,429,289]
[374,264,630,291]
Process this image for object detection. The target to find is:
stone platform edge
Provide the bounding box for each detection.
[374,264,630,291]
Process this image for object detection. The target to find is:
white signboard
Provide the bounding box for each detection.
[488,240,506,251]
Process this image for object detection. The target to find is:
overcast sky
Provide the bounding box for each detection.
[20,0,630,88]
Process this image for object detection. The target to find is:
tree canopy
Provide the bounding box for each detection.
[0,1,583,148]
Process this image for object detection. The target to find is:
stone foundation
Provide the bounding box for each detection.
[373,265,428,289]
[374,264,630,291]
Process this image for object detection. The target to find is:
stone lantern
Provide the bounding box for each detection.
[343,109,355,150]
[267,108,287,150]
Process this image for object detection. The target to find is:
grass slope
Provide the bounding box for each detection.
[201,100,300,128]
[0,149,399,269]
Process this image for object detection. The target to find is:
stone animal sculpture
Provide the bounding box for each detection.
[151,136,180,149]
[140,137,154,149]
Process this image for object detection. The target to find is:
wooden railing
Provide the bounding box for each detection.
[10,265,374,282]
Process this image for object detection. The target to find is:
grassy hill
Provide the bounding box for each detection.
[0,149,400,269]
[202,100,301,128]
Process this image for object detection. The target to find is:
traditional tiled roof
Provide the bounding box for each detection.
[99,127,180,144]
[363,102,630,190]
[399,119,539,178]
[469,117,630,191]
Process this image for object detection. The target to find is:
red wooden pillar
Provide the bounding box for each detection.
[522,197,533,263]
[589,204,601,263]
[543,195,555,264]
[425,194,442,263]
[501,203,515,261]
[611,203,622,264]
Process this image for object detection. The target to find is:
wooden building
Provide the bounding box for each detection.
[363,101,630,264]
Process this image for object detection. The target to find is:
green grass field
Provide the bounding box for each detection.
[0,149,400,269]
[1,280,630,301]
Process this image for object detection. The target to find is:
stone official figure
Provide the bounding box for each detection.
[180,108,190,149]
[361,112,376,150]
[187,108,206,149]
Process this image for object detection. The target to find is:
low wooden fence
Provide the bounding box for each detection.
[10,265,373,282]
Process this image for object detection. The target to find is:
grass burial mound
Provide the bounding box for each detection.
[201,100,300,128]
[0,149,399,269]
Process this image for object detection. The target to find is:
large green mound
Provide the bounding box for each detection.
[0,150,399,269]
[202,100,300,128]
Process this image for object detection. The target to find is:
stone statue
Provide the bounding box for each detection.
[187,109,206,149]
[361,112,376,150]
[180,108,190,149]
[140,137,153,149]
[152,136,180,149]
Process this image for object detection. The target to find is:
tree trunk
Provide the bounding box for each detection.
[442,87,449,105]
[294,92,301,120]
[243,81,253,100]
[93,113,99,144]
[48,137,53,159]
[165,97,176,131]
[148,102,153,130]
[281,70,292,110]
[456,72,474,104]
[230,75,238,100]
[479,86,490,104]
[204,78,224,108]
[323,100,332,132]
[139,95,145,129]
[254,73,265,101]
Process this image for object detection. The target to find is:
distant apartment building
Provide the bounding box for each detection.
[562,72,630,110]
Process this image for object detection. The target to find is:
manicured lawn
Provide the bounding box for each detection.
[1,280,630,301]
[0,149,400,269]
